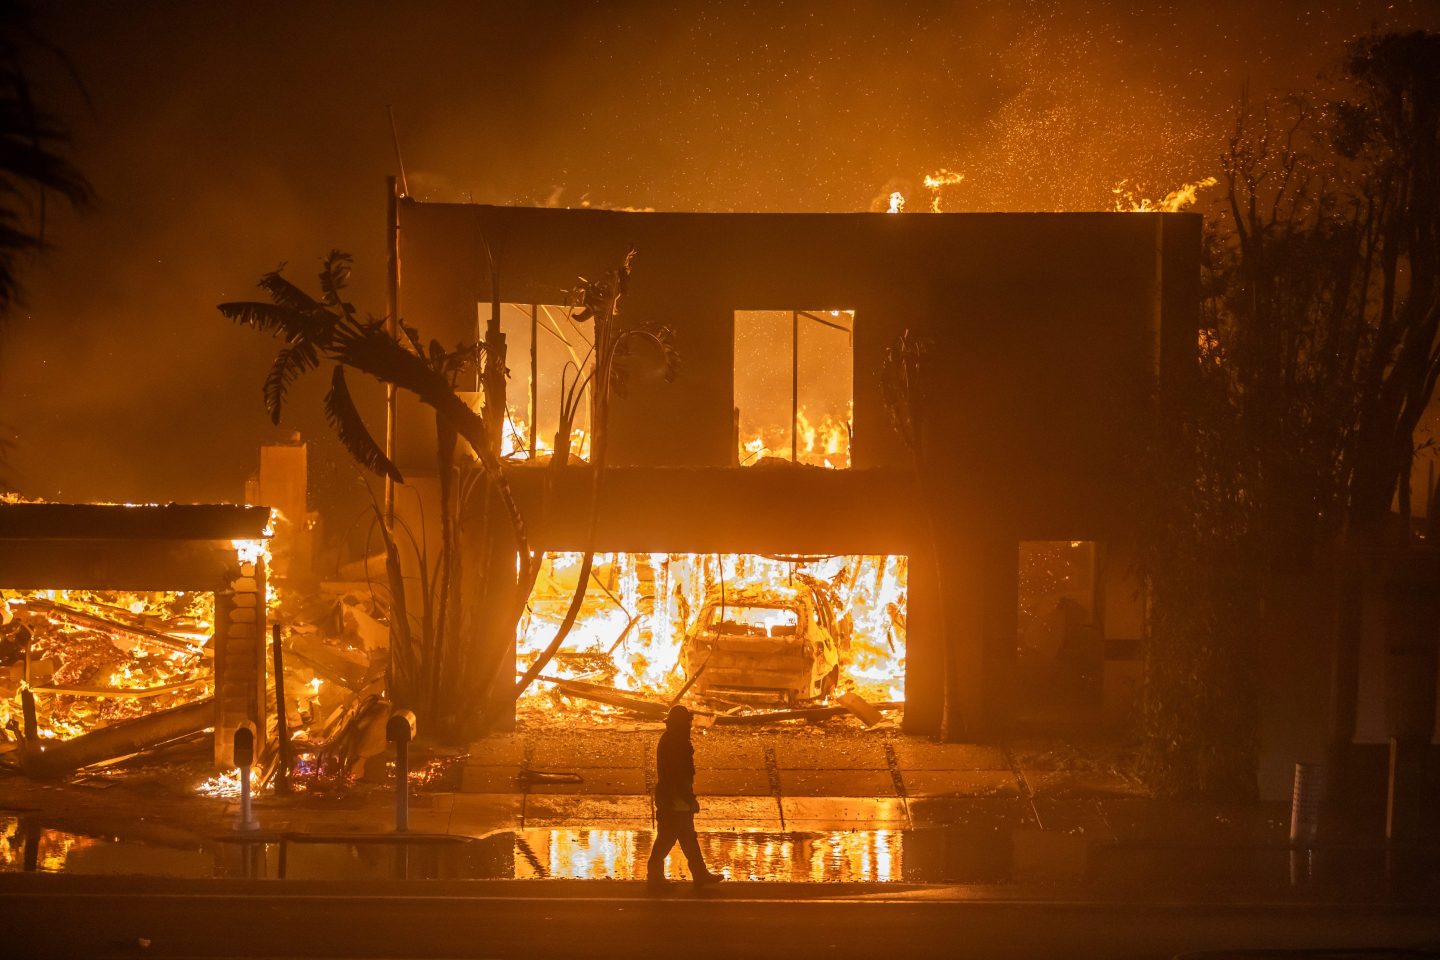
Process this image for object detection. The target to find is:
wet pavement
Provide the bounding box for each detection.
[3,813,1438,905]
[3,728,1437,911]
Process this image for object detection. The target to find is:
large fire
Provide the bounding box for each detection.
[0,589,215,742]
[499,413,592,463]
[1112,176,1217,213]
[738,405,852,468]
[502,406,853,469]
[518,552,906,722]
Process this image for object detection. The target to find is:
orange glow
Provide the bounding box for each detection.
[0,588,215,742]
[518,552,906,721]
[922,169,966,212]
[511,827,901,882]
[1112,176,1216,212]
[739,403,852,469]
[500,412,592,463]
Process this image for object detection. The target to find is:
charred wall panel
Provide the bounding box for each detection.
[396,204,1197,535]
[503,466,923,554]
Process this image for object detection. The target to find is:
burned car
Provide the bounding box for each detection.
[679,576,850,705]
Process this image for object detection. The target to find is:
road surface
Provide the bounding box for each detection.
[3,877,1437,959]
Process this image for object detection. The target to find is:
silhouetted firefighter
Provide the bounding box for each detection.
[647,705,723,888]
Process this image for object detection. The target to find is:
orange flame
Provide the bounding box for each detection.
[1112,176,1216,212]
[922,169,965,212]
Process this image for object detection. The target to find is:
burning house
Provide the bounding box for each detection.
[0,502,272,771]
[388,199,1200,738]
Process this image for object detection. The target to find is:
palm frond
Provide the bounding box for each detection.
[331,317,505,463]
[398,319,425,355]
[262,341,319,424]
[331,318,454,406]
[0,133,92,208]
[325,365,404,484]
[218,300,320,340]
[257,268,326,317]
[318,249,355,318]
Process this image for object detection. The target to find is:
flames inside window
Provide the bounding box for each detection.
[734,310,854,468]
[519,553,906,723]
[480,301,595,462]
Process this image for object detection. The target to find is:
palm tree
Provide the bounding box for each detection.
[0,4,92,318]
[223,249,678,738]
[219,251,534,733]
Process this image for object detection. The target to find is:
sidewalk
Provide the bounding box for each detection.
[9,726,1435,902]
[219,725,1165,839]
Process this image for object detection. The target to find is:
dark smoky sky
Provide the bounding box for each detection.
[2,0,1437,508]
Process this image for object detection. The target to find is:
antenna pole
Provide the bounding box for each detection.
[385,175,401,523]
[386,105,409,198]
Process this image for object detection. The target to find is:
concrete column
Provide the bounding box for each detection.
[257,442,310,579]
[902,543,944,736]
[938,533,1017,742]
[213,558,268,768]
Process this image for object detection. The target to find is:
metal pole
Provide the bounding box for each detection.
[388,711,415,833]
[239,763,256,831]
[483,257,506,456]
[394,734,409,833]
[1289,761,1323,844]
[385,175,401,524]
[271,624,291,794]
[530,304,539,459]
[20,687,37,742]
[791,309,799,463]
[234,724,258,831]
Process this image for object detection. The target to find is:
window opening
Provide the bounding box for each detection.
[478,302,592,461]
[734,309,854,468]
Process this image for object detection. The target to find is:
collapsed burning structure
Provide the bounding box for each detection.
[0,202,1199,783]
[389,200,1200,738]
[0,502,272,771]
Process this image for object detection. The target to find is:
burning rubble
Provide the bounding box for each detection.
[518,552,906,727]
[1,589,214,744]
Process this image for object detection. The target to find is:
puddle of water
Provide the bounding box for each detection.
[2,816,1436,895]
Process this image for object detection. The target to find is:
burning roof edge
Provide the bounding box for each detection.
[400,199,1203,226]
[0,502,272,541]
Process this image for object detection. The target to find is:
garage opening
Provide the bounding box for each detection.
[517,552,906,726]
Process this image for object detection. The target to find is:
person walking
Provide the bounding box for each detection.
[646,704,723,888]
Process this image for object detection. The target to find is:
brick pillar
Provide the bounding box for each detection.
[213,558,268,768]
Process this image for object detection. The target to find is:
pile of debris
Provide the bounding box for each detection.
[0,589,216,776]
[0,580,430,794]
[529,672,901,729]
